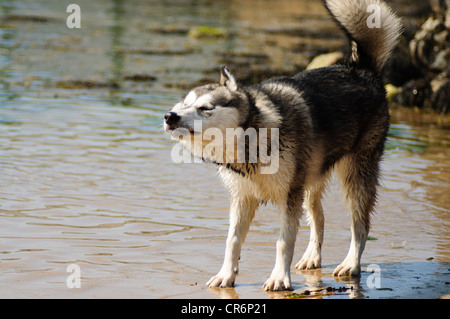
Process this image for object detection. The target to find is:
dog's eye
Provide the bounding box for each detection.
[198,106,214,112]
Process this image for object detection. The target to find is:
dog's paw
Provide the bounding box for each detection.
[333,260,361,277]
[295,248,321,270]
[206,273,235,288]
[262,275,293,291]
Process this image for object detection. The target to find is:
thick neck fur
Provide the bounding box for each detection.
[197,87,280,178]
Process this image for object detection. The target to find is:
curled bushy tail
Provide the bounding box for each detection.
[323,0,402,74]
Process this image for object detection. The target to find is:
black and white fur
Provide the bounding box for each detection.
[164,0,401,291]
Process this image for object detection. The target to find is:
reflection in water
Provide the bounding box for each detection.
[0,0,448,298]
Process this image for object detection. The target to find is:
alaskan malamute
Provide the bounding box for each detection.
[164,0,401,291]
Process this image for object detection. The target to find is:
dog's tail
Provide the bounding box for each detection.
[323,0,402,74]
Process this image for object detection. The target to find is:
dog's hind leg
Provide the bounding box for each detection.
[207,195,258,288]
[295,185,325,270]
[333,152,381,277]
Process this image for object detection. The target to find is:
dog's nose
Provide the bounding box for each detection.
[164,112,180,126]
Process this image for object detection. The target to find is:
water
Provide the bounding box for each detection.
[0,0,449,299]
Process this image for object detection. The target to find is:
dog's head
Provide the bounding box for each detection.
[164,66,250,138]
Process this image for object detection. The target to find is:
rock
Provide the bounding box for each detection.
[384,36,424,87]
[385,84,401,101]
[430,49,449,71]
[388,0,449,113]
[55,80,120,90]
[430,75,450,113]
[393,78,432,108]
[188,26,229,39]
[306,52,344,70]
[409,16,448,71]
[123,74,157,82]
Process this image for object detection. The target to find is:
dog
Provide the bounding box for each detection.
[164,0,401,291]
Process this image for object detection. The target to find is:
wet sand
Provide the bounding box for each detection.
[0,0,449,299]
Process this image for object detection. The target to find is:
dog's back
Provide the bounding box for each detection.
[274,65,389,175]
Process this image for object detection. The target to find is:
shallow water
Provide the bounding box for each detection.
[0,0,449,299]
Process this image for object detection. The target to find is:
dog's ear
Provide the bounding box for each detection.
[219,65,237,91]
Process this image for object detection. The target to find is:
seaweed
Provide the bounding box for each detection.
[287,286,354,299]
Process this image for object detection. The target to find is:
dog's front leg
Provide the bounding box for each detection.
[263,198,301,291]
[206,196,258,288]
